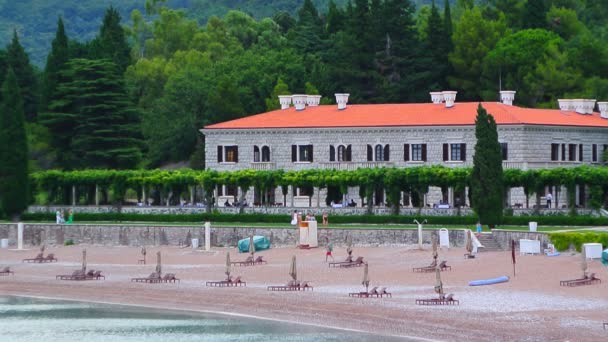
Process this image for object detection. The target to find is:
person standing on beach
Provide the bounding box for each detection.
[325,239,334,262]
[476,221,482,236]
[66,209,74,224]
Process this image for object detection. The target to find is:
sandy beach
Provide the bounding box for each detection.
[1,244,607,341]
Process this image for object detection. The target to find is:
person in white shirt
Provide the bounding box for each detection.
[546,192,553,208]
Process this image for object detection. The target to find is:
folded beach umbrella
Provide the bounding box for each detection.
[466,231,473,255]
[40,244,46,254]
[581,247,587,278]
[346,235,353,256]
[434,266,443,297]
[82,249,87,273]
[225,252,231,280]
[362,263,369,292]
[156,251,162,275]
[249,235,255,257]
[289,255,297,281]
[432,234,438,260]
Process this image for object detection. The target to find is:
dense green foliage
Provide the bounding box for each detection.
[0,68,30,220]
[471,104,503,226]
[549,231,608,251]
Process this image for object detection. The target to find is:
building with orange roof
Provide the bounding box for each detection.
[202,91,608,210]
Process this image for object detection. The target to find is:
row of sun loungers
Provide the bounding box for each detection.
[559,273,601,287]
[328,256,364,268]
[231,256,267,266]
[348,287,391,298]
[56,269,105,281]
[0,266,14,276]
[267,280,313,291]
[206,276,246,287]
[415,294,459,305]
[412,260,451,273]
[22,253,58,263]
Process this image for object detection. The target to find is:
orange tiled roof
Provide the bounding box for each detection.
[204,102,608,129]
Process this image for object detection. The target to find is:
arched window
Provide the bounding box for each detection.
[337,145,346,161]
[261,146,271,162]
[383,144,390,161]
[253,146,260,162]
[345,145,352,161]
[375,144,384,161]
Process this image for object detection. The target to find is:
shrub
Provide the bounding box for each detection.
[64,239,74,246]
[549,232,608,251]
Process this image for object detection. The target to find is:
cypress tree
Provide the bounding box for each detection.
[522,0,549,29]
[0,50,7,90]
[6,31,38,122]
[43,17,69,110]
[444,0,453,52]
[0,68,29,221]
[426,1,445,90]
[471,104,504,226]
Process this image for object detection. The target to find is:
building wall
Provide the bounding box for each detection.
[202,124,608,208]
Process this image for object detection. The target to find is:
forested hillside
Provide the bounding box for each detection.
[1,0,607,172]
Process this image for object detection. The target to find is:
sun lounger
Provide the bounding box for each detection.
[416,293,459,305]
[379,287,392,298]
[268,280,299,291]
[349,286,379,298]
[328,255,354,268]
[231,256,255,266]
[206,276,246,287]
[131,272,162,283]
[330,256,364,268]
[161,273,180,283]
[299,281,314,291]
[43,253,58,263]
[413,260,451,273]
[87,270,105,280]
[0,266,14,276]
[56,270,87,281]
[464,253,475,259]
[22,253,44,263]
[559,273,601,287]
[254,256,267,265]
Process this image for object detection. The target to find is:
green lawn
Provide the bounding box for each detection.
[1,220,599,232]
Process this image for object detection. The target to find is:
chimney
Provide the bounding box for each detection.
[499,90,516,106]
[278,95,292,110]
[598,102,608,119]
[335,93,350,110]
[430,92,444,104]
[306,95,321,106]
[442,91,457,108]
[583,99,596,114]
[291,94,308,111]
[572,99,586,114]
[558,99,573,111]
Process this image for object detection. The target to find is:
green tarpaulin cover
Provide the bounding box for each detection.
[238,235,271,253]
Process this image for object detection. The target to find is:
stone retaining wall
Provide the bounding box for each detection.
[491,229,553,251]
[0,223,465,249]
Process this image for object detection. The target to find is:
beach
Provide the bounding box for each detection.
[1,244,607,341]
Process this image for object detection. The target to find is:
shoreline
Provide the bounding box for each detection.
[2,245,607,341]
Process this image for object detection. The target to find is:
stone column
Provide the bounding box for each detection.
[204,222,211,251]
[315,187,321,208]
[72,185,76,206]
[17,222,24,250]
[95,185,99,206]
[142,186,146,205]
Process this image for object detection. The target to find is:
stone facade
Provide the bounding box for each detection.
[0,223,466,249]
[202,123,608,208]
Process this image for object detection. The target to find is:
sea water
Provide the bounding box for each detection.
[0,296,406,341]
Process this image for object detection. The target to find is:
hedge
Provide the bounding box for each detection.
[18,212,608,226]
[549,232,608,252]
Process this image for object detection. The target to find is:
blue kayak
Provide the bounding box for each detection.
[468,276,510,286]
[237,235,271,253]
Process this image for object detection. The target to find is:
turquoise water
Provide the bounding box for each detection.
[0,297,406,341]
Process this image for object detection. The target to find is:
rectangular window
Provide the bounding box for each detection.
[442,144,448,161]
[551,143,559,161]
[412,144,424,161]
[217,146,223,163]
[592,144,598,162]
[291,144,314,162]
[421,144,427,161]
[403,144,410,161]
[500,143,508,161]
[561,143,566,161]
[450,143,461,161]
[568,144,576,161]
[579,144,583,162]
[225,146,238,162]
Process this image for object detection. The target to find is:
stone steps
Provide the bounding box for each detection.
[477,233,503,252]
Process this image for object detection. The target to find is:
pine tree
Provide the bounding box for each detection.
[0,68,29,221]
[444,0,454,53]
[265,77,290,111]
[425,1,445,90]
[471,104,504,226]
[90,6,131,72]
[6,31,38,122]
[522,0,549,29]
[43,59,143,169]
[43,17,69,110]
[0,50,7,90]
